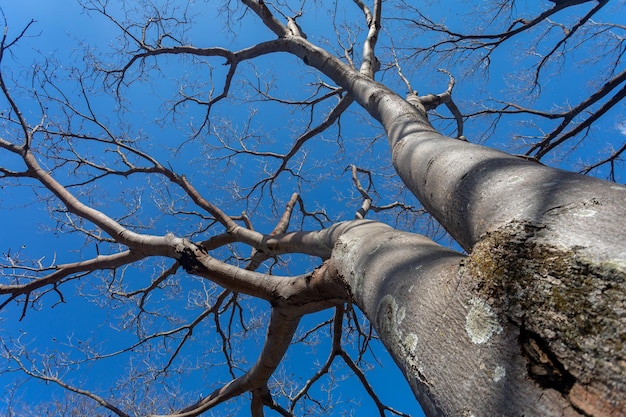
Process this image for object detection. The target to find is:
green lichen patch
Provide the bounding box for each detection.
[461,221,626,392]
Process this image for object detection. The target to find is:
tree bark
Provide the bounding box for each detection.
[371,77,626,417]
[270,33,626,415]
[329,220,625,416]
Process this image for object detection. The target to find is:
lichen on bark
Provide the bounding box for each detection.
[465,298,503,344]
[462,220,626,413]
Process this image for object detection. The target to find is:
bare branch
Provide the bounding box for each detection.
[153,307,302,417]
[0,250,146,313]
[354,0,382,78]
[533,0,609,87]
[3,343,130,417]
[527,68,626,159]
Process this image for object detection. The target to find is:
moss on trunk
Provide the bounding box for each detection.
[462,220,626,415]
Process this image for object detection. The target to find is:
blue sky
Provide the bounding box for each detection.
[0,1,422,416]
[1,0,625,416]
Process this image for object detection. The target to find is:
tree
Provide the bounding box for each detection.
[1,0,625,416]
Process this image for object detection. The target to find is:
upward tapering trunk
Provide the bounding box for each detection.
[284,39,626,416]
[375,91,626,416]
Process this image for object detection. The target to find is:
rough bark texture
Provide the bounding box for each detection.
[315,63,626,415]
[329,219,625,416]
[379,96,626,416]
[464,221,626,416]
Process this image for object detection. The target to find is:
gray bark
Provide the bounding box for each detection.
[269,34,626,415]
[372,83,626,417]
[329,220,625,417]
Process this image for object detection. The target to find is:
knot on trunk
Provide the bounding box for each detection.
[176,239,206,273]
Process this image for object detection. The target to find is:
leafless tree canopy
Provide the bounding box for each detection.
[1,0,624,416]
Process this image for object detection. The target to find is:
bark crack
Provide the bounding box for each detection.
[519,328,576,394]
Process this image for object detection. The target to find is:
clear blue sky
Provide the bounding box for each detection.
[0,1,423,415]
[1,0,624,416]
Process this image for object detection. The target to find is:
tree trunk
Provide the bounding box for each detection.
[305,64,626,415]
[269,35,626,415]
[329,220,625,416]
[379,86,626,416]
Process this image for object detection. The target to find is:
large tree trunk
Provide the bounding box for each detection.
[319,64,626,416]
[255,31,625,416]
[379,88,626,417]
[329,219,625,417]
[312,72,626,415]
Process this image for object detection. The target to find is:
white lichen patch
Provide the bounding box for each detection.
[405,333,418,353]
[397,306,406,324]
[377,295,423,372]
[493,365,506,382]
[377,294,400,336]
[334,235,365,289]
[465,298,502,344]
[334,236,360,260]
[507,175,524,184]
[574,209,596,217]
